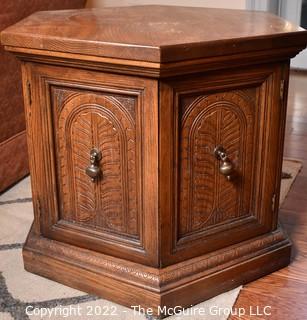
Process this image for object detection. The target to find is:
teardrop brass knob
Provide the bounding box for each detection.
[214,146,235,181]
[85,148,102,182]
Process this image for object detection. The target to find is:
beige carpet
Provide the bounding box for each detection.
[0,159,301,320]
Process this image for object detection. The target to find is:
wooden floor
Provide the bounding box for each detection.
[230,71,307,320]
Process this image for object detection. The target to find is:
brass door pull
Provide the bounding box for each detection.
[85,148,102,182]
[214,146,234,181]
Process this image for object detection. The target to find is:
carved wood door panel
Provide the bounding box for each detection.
[30,64,158,266]
[56,93,139,238]
[160,65,285,265]
[178,91,255,237]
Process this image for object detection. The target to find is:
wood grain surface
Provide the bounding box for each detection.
[1,6,307,63]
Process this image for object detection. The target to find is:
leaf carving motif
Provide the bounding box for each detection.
[56,92,139,239]
[179,91,255,237]
[71,112,96,222]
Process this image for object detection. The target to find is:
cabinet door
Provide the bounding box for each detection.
[56,93,139,235]
[160,64,287,265]
[27,64,158,266]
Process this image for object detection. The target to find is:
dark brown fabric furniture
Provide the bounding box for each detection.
[0,0,85,193]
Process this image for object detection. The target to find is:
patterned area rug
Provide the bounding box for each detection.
[0,159,302,320]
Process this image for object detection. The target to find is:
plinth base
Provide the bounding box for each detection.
[23,225,291,318]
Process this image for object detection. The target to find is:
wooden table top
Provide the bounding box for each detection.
[1,5,307,63]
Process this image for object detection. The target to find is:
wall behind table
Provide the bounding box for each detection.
[86,0,246,9]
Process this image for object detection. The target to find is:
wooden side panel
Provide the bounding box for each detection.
[159,64,285,266]
[25,63,158,266]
